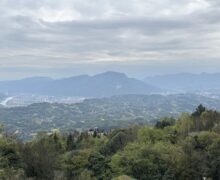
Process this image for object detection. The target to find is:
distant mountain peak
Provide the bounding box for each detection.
[21,77,53,81]
[61,74,91,81]
[0,71,160,97]
[93,71,127,78]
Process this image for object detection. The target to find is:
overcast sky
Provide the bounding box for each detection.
[0,0,220,79]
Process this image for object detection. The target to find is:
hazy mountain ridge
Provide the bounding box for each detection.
[144,72,220,92]
[0,71,159,97]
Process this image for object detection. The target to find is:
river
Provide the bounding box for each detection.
[0,97,14,106]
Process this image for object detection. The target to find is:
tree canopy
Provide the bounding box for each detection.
[1,105,220,179]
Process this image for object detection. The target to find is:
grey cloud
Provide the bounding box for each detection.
[0,0,220,79]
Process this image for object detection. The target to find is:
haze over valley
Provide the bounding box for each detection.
[1,71,220,107]
[1,71,220,139]
[2,0,220,179]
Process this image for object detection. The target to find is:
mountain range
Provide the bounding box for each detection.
[1,72,220,98]
[144,72,220,92]
[0,71,159,97]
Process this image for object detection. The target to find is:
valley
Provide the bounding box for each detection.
[1,93,220,140]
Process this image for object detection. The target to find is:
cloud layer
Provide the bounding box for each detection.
[0,0,220,79]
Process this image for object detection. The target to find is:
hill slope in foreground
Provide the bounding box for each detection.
[1,94,220,139]
[1,105,220,179]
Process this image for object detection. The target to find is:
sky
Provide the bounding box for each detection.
[0,0,220,80]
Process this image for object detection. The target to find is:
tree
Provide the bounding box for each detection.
[138,126,166,144]
[21,137,61,180]
[176,113,193,134]
[88,152,111,179]
[79,170,96,180]
[66,134,76,151]
[101,130,133,155]
[155,117,176,129]
[206,138,220,179]
[60,149,91,179]
[200,110,220,131]
[112,175,134,180]
[192,104,206,117]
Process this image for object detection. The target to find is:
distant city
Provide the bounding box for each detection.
[0,94,85,107]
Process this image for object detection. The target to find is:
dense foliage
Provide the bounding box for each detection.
[1,105,220,179]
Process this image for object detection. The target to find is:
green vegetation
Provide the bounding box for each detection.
[1,105,220,179]
[1,94,220,140]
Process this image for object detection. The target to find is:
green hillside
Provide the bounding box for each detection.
[1,105,220,179]
[1,94,220,140]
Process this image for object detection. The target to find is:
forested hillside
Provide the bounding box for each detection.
[1,105,220,179]
[1,94,220,140]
